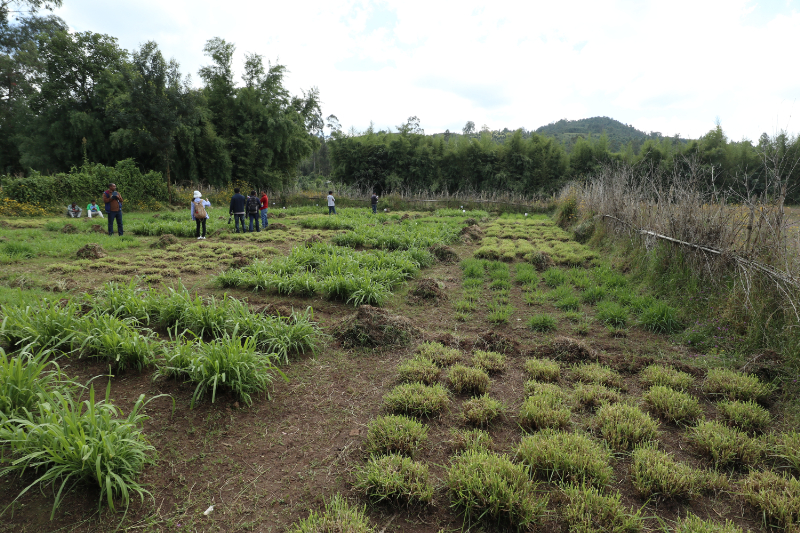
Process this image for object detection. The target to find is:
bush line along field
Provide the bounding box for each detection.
[0,203,797,533]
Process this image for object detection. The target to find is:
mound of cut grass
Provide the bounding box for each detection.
[717,400,771,433]
[573,383,622,410]
[447,365,490,395]
[639,364,694,391]
[470,350,506,374]
[416,341,462,367]
[519,390,571,430]
[516,429,613,487]
[396,356,439,385]
[449,428,492,454]
[689,420,764,466]
[461,394,505,427]
[702,368,773,403]
[560,484,643,533]
[382,383,449,418]
[631,446,726,499]
[595,403,659,451]
[644,386,703,424]
[524,358,561,382]
[740,470,800,528]
[364,415,428,457]
[447,450,548,531]
[572,362,623,389]
[354,453,434,506]
[288,494,375,533]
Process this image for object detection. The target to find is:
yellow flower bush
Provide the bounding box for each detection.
[0,197,48,217]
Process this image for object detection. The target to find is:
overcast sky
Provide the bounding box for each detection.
[48,0,800,141]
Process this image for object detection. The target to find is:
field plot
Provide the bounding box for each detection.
[0,207,797,533]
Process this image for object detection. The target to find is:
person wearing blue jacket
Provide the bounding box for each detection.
[228,188,247,233]
[191,191,211,239]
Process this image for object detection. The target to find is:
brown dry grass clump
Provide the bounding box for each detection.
[60,223,78,234]
[90,224,105,234]
[76,243,107,259]
[150,234,179,248]
[410,279,447,302]
[460,225,483,242]
[267,223,288,231]
[473,330,520,355]
[429,243,459,263]
[337,305,420,348]
[531,336,600,364]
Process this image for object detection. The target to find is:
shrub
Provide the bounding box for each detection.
[519,391,571,430]
[740,470,800,528]
[516,429,613,487]
[630,446,726,499]
[702,368,773,403]
[717,400,771,433]
[417,341,462,367]
[644,386,703,424]
[572,362,624,389]
[689,420,764,466]
[524,358,561,382]
[471,350,506,374]
[527,314,556,332]
[543,267,569,287]
[675,514,745,533]
[462,394,505,427]
[447,365,490,395]
[397,357,439,385]
[639,364,694,391]
[364,415,428,457]
[288,494,375,533]
[0,385,158,518]
[595,403,659,451]
[382,383,449,418]
[573,383,622,410]
[354,453,434,505]
[595,301,628,327]
[638,301,682,333]
[450,428,492,454]
[447,450,548,530]
[560,484,643,533]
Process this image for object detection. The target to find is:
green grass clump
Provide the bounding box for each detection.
[674,515,745,533]
[0,385,158,518]
[594,267,628,289]
[447,450,548,531]
[450,428,492,454]
[471,350,506,374]
[595,403,659,451]
[382,383,449,418]
[568,268,592,290]
[639,364,694,391]
[523,290,547,306]
[547,284,574,301]
[447,365,490,396]
[416,341,462,367]
[0,348,65,418]
[581,285,608,304]
[573,383,622,410]
[453,299,475,313]
[0,299,84,352]
[717,400,771,433]
[487,303,515,324]
[397,357,440,385]
[774,431,800,475]
[595,301,628,327]
[516,429,613,487]
[644,386,703,424]
[462,394,505,427]
[364,415,428,457]
[77,314,158,372]
[689,420,764,466]
[524,358,561,382]
[572,362,624,389]
[527,314,556,332]
[514,263,539,285]
[560,484,642,533]
[354,453,434,505]
[461,258,486,279]
[519,391,571,430]
[524,380,569,401]
[489,279,510,291]
[543,267,568,287]
[702,368,773,403]
[638,301,682,333]
[740,470,800,528]
[288,494,375,533]
[555,295,581,311]
[631,446,726,499]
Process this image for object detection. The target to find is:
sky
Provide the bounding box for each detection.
[43,0,800,141]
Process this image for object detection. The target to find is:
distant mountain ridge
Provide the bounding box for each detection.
[534,116,687,152]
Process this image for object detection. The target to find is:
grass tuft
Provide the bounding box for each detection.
[639,364,694,391]
[717,400,771,433]
[364,415,428,457]
[382,383,449,418]
[740,470,800,528]
[519,390,571,430]
[470,350,506,374]
[689,420,764,466]
[524,358,561,382]
[461,394,505,427]
[675,514,745,533]
[527,313,557,332]
[702,368,773,403]
[516,429,613,487]
[595,403,659,451]
[447,365,490,396]
[573,383,622,410]
[450,428,492,454]
[572,362,624,389]
[638,301,682,333]
[397,357,440,385]
[288,494,375,533]
[354,453,434,505]
[595,301,629,327]
[560,483,643,533]
[631,445,726,499]
[644,386,703,424]
[416,341,462,367]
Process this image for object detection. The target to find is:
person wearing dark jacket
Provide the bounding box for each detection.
[102,183,124,236]
[229,188,247,233]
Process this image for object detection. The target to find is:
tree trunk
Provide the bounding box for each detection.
[166,157,172,204]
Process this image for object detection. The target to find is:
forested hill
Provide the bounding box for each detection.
[534,116,687,152]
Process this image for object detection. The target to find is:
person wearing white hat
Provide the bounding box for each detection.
[190,190,211,239]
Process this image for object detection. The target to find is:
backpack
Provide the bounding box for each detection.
[194,200,207,219]
[246,196,260,214]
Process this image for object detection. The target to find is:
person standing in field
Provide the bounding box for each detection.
[102,183,123,236]
[327,190,336,215]
[229,188,246,233]
[191,190,211,240]
[370,192,378,214]
[86,200,103,218]
[259,190,269,229]
[246,190,261,232]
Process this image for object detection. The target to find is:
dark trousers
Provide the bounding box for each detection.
[372,203,377,213]
[328,206,336,215]
[233,214,245,232]
[261,209,268,228]
[108,210,123,235]
[248,213,260,232]
[195,218,206,237]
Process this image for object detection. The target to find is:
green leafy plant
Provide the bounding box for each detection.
[644,386,703,424]
[774,431,800,475]
[514,263,539,285]
[77,314,158,372]
[364,415,428,457]
[447,365,490,395]
[516,429,613,487]
[0,299,83,352]
[382,383,450,418]
[354,453,434,505]
[462,394,505,427]
[581,285,608,305]
[487,303,514,324]
[639,364,694,391]
[595,403,659,451]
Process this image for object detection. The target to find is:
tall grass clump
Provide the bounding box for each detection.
[77,314,158,371]
[638,301,682,333]
[0,300,84,352]
[560,484,643,533]
[0,348,65,418]
[595,403,659,451]
[516,429,613,487]
[354,454,434,505]
[0,384,159,517]
[630,445,726,499]
[288,494,375,533]
[364,415,428,457]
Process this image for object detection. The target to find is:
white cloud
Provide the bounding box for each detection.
[51,0,800,140]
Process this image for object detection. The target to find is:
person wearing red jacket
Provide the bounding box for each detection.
[259,191,269,229]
